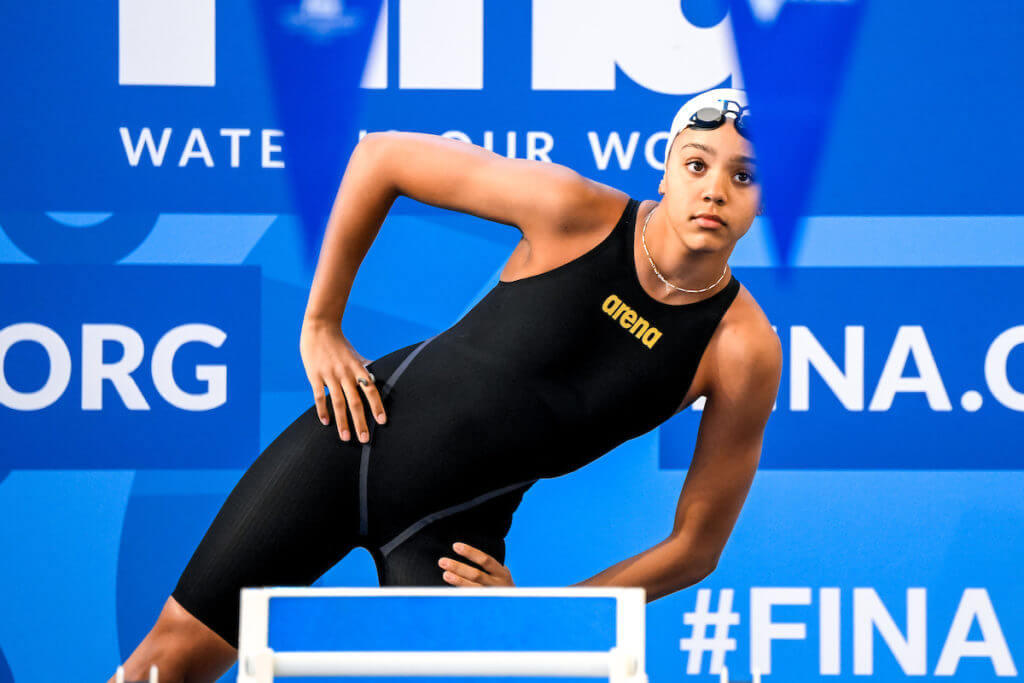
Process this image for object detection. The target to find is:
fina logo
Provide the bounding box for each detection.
[118,0,744,93]
[360,1,742,92]
[748,0,857,26]
[117,0,858,92]
[280,0,366,41]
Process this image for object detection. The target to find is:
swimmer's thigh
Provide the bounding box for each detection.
[374,523,505,586]
[373,488,527,586]
[172,403,362,649]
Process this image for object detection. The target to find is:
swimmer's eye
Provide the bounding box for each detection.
[736,170,756,185]
[685,159,757,186]
[685,159,705,174]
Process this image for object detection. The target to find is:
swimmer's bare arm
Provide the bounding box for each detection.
[301,131,620,441]
[572,322,782,600]
[305,130,618,323]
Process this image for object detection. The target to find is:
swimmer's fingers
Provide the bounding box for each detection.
[357,364,387,425]
[438,556,513,587]
[309,379,330,427]
[440,566,483,587]
[324,376,352,442]
[340,376,371,443]
[454,542,512,580]
[440,542,515,587]
[438,556,485,586]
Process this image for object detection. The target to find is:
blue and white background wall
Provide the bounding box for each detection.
[1,1,1022,681]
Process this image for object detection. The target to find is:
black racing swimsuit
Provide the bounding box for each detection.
[171,196,741,648]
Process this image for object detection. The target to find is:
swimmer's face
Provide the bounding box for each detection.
[658,121,761,250]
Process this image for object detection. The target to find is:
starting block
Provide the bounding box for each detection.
[236,587,648,683]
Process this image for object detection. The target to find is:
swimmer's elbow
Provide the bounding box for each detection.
[664,535,718,587]
[681,554,717,586]
[696,558,718,582]
[652,558,717,602]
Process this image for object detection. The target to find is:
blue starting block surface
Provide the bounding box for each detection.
[267,595,618,653]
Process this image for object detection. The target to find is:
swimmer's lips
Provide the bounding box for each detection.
[694,213,725,228]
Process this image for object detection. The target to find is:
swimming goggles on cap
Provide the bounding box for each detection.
[688,102,753,140]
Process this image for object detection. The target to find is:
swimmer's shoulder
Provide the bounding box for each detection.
[366,131,626,248]
[488,162,631,281]
[689,283,782,408]
[514,168,631,249]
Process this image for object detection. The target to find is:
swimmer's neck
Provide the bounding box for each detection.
[637,201,735,296]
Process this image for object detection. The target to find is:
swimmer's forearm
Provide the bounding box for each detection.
[304,133,399,323]
[571,535,715,601]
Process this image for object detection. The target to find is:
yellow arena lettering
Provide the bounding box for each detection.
[642,327,662,348]
[600,293,662,348]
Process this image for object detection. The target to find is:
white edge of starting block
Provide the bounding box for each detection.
[113,664,160,682]
[237,587,647,683]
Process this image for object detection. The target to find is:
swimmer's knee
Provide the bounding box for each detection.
[119,596,237,682]
[157,596,236,652]
[156,595,202,635]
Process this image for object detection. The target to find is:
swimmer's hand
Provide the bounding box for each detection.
[439,542,515,587]
[300,317,387,443]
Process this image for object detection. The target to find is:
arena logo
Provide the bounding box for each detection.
[0,322,227,412]
[117,0,743,94]
[601,294,663,348]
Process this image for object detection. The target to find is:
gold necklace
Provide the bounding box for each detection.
[641,205,727,294]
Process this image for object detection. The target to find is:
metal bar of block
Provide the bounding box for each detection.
[272,650,618,677]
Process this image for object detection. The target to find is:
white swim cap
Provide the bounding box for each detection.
[665,87,750,165]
